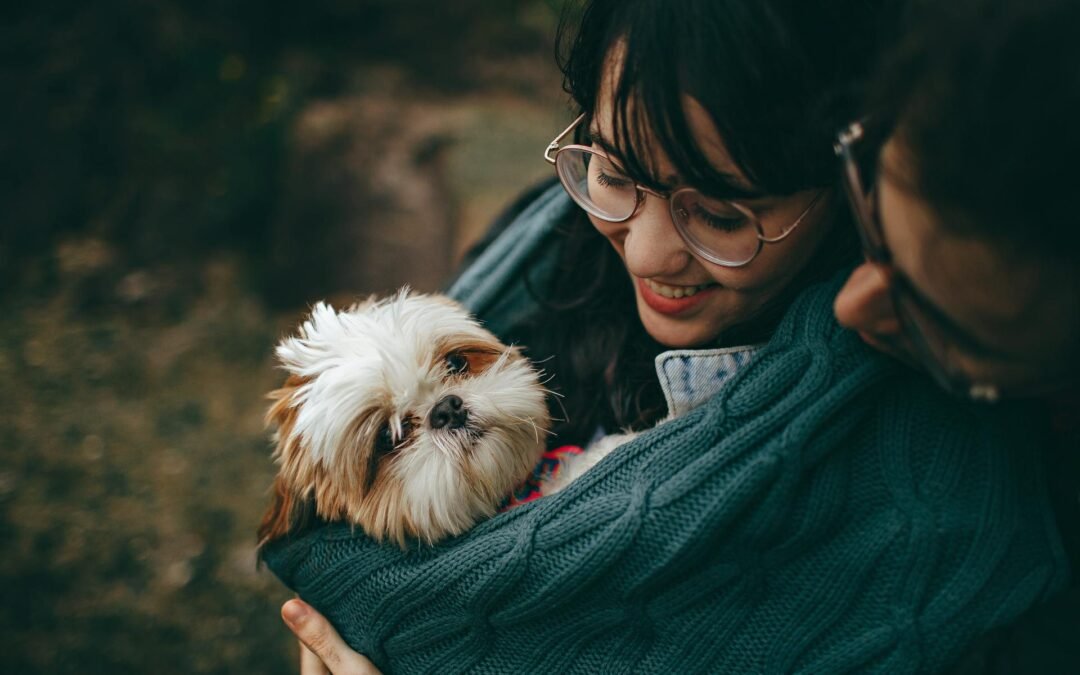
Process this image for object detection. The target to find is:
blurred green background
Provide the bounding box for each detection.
[0,1,570,671]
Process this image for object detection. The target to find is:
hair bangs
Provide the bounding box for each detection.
[610,16,765,201]
[560,0,898,200]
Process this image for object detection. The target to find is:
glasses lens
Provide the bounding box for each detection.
[671,190,761,266]
[555,148,637,221]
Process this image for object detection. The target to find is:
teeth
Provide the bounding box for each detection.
[645,279,712,299]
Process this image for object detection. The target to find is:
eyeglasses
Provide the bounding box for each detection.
[835,120,1007,402]
[544,113,824,268]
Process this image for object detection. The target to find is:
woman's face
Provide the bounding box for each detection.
[834,138,1079,394]
[587,86,834,349]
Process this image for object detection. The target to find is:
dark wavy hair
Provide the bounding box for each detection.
[511,0,903,446]
[867,0,1080,265]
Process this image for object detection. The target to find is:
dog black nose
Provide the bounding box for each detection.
[429,395,467,430]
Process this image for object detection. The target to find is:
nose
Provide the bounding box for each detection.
[620,193,693,278]
[429,395,468,430]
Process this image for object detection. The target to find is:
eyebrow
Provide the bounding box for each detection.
[587,129,765,200]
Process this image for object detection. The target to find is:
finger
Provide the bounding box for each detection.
[281,599,383,675]
[300,642,331,675]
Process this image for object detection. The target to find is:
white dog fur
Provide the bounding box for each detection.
[258,290,557,548]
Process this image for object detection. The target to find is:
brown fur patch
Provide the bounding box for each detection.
[258,367,427,548]
[256,476,315,546]
[435,335,514,376]
[258,375,316,548]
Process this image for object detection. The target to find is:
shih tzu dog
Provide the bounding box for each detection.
[257,291,552,549]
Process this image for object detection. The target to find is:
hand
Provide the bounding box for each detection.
[281,598,383,675]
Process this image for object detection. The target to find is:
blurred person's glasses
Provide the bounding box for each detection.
[545,113,823,268]
[834,120,1069,402]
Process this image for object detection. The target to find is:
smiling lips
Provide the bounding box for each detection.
[638,278,719,315]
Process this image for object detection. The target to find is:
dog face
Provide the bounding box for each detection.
[258,292,549,548]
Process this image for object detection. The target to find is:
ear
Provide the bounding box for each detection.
[264,373,306,429]
[257,374,316,548]
[256,475,315,548]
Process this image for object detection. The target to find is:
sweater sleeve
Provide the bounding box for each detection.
[261,280,1068,675]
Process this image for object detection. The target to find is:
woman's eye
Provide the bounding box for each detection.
[595,170,632,188]
[693,205,747,232]
[445,352,469,374]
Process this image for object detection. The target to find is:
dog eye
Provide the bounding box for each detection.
[375,420,412,456]
[375,424,395,455]
[445,352,469,375]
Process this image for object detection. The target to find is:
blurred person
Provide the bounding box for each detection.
[261,0,1069,672]
[833,0,1079,405]
[832,0,1079,671]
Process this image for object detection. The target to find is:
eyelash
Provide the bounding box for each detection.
[591,154,756,230]
[693,205,746,232]
[595,170,631,188]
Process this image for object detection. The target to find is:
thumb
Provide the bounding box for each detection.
[282,599,383,675]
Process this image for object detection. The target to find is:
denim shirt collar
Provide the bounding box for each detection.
[655,344,763,418]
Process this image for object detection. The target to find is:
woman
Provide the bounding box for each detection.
[264,1,1067,672]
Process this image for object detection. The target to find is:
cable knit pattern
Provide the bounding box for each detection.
[262,189,1067,673]
[263,281,1066,673]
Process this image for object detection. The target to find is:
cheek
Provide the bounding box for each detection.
[589,214,627,254]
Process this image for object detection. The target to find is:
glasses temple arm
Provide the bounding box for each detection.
[758,190,827,244]
[544,113,586,164]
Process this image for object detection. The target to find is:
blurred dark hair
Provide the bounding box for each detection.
[513,0,902,445]
[869,0,1080,263]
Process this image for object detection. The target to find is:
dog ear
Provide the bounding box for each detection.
[265,373,306,430]
[257,374,316,548]
[257,475,315,548]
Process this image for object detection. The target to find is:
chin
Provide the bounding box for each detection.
[257,291,550,549]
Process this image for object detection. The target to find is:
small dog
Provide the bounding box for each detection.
[257,291,552,549]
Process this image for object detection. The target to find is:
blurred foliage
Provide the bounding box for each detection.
[0,0,563,296]
[0,246,294,673]
[0,0,566,671]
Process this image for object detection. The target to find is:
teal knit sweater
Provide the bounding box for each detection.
[263,188,1068,674]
